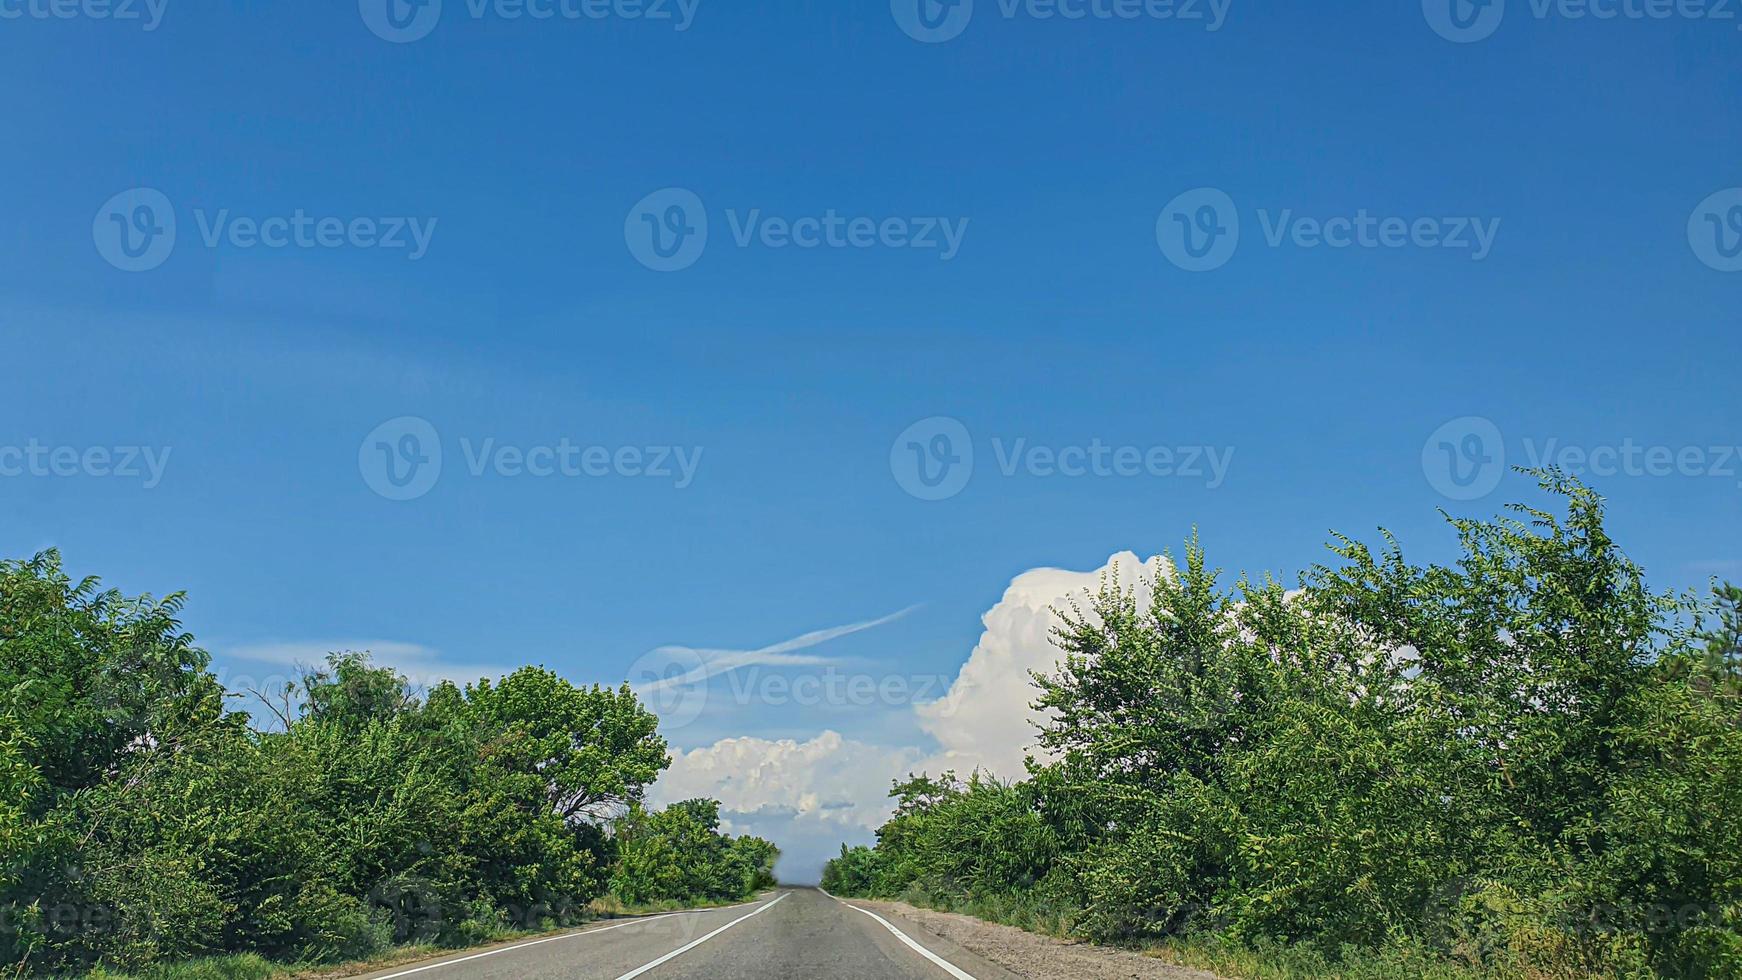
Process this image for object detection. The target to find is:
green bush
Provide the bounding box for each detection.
[825,475,1742,979]
[608,799,778,906]
[0,550,774,976]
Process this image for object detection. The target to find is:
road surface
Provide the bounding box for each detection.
[353,888,1017,980]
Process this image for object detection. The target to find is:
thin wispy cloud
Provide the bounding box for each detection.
[635,605,919,696]
[221,639,509,690]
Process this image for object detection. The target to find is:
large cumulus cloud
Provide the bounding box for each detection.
[650,552,1168,882]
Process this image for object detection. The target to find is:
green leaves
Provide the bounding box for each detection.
[607,800,778,906]
[0,556,699,974]
[0,550,224,808]
[826,477,1740,978]
[463,668,669,821]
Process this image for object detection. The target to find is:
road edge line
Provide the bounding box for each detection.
[611,891,790,980]
[365,898,764,980]
[821,890,978,980]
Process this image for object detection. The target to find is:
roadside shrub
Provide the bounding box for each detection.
[825,475,1741,979]
[0,550,776,976]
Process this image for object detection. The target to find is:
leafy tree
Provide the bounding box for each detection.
[609,799,778,905]
[463,668,669,822]
[827,475,1738,978]
[0,555,714,975]
[298,653,416,730]
[0,551,227,805]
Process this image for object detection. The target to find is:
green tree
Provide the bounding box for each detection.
[829,475,1736,977]
[463,668,669,822]
[609,800,779,905]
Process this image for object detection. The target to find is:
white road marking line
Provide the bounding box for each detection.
[612,892,789,980]
[822,891,978,980]
[366,900,761,980]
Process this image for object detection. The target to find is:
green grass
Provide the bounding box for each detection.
[586,892,763,918]
[1141,937,1566,980]
[80,953,283,980]
[875,885,1584,980]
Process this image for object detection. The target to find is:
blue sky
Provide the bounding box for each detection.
[3,0,1740,878]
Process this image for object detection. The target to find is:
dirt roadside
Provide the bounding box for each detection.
[853,898,1224,980]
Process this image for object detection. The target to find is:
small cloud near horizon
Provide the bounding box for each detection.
[218,639,510,691]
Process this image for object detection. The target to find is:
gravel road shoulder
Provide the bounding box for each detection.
[851,898,1224,980]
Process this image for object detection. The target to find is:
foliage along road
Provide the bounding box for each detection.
[350,888,1013,980]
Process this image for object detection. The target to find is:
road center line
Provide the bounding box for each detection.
[612,891,790,980]
[822,891,978,980]
[367,900,760,980]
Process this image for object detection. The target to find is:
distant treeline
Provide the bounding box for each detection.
[825,475,1741,979]
[0,554,776,975]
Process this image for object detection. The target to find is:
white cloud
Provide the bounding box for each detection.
[633,606,918,700]
[654,553,1170,882]
[913,551,1166,779]
[651,730,923,885]
[219,640,510,691]
[652,731,920,831]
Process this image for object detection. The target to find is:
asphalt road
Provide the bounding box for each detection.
[353,888,1018,980]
